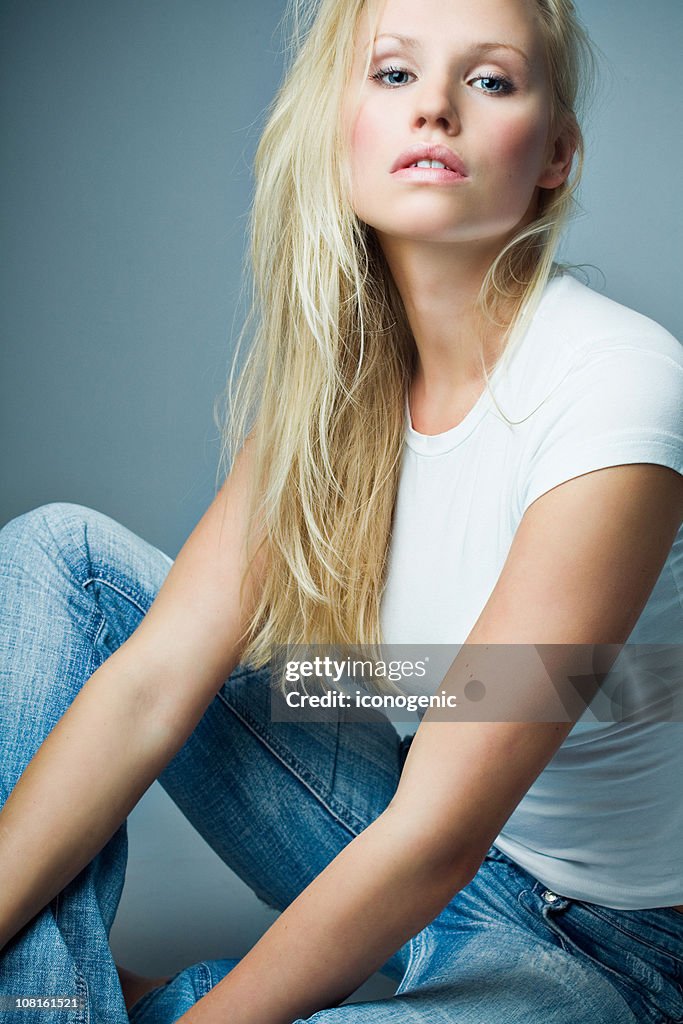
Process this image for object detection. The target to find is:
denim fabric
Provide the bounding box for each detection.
[1,503,681,1024]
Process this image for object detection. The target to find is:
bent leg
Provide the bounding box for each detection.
[0,502,175,1024]
[284,951,637,1024]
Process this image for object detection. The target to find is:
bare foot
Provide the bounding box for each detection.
[115,964,172,1013]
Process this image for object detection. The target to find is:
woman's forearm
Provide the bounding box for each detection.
[176,807,474,1024]
[0,644,187,953]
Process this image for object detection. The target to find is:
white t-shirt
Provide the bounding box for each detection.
[380,270,683,909]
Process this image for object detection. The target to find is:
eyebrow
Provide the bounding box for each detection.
[370,34,531,70]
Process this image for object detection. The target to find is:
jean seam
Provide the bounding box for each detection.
[577,903,683,963]
[77,973,89,1024]
[542,907,622,980]
[49,872,91,1024]
[82,575,154,619]
[197,961,214,998]
[216,690,365,839]
[393,928,426,996]
[40,508,148,676]
[226,664,399,827]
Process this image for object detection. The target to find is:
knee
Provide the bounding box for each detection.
[1,502,173,616]
[2,502,101,539]
[0,502,105,583]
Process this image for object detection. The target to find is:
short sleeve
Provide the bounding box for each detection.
[519,343,683,516]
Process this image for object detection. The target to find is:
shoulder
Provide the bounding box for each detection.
[537,272,682,366]
[508,272,683,418]
[511,274,683,516]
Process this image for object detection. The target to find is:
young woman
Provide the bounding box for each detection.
[1,0,681,1022]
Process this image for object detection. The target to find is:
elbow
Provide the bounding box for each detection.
[378,801,484,897]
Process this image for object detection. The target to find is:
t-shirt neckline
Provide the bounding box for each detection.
[405,373,496,455]
[404,272,567,457]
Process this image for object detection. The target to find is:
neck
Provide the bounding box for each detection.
[376,233,516,419]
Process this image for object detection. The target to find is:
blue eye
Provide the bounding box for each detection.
[369,64,414,88]
[470,73,515,96]
[369,65,516,95]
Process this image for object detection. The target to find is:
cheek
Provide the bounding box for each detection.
[488,114,549,182]
[350,107,380,180]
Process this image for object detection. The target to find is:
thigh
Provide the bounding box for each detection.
[283,959,636,1024]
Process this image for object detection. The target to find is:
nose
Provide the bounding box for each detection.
[411,76,460,135]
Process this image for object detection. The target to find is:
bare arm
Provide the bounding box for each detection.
[0,436,265,952]
[174,462,683,1024]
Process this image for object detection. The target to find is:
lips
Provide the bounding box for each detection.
[391,144,468,176]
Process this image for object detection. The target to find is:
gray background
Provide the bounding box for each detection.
[2,0,681,995]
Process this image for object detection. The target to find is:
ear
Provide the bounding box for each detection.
[537,122,576,190]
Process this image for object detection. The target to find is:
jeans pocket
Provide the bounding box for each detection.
[542,903,683,1024]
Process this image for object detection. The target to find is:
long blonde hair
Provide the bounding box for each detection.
[214,0,597,682]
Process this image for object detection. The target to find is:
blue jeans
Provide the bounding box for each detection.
[0,503,681,1024]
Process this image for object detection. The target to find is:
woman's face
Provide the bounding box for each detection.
[341,0,569,249]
